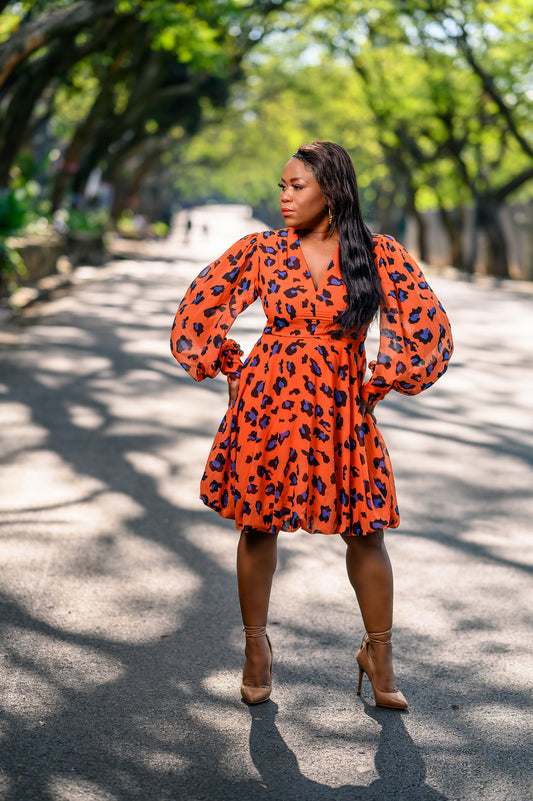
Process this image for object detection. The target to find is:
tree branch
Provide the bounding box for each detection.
[495,167,533,202]
[454,30,533,160]
[0,0,117,89]
[0,14,123,184]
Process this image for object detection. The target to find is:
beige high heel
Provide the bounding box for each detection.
[356,629,408,709]
[240,625,273,705]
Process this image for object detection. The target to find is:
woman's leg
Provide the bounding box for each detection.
[237,528,278,687]
[341,530,398,691]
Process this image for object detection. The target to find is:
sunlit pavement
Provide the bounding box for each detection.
[1,207,532,801]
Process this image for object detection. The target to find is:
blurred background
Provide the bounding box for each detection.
[1,7,532,799]
[1,0,532,297]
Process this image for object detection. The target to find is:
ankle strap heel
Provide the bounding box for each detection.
[356,629,407,709]
[241,625,273,705]
[243,625,267,638]
[365,629,392,645]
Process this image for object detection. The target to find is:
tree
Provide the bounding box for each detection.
[168,55,385,227]
[0,1,117,89]
[0,0,288,219]
[1,0,531,279]
[273,0,533,275]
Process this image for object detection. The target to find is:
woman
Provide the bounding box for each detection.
[171,141,453,709]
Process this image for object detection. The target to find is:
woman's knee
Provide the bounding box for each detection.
[244,528,278,545]
[342,529,385,551]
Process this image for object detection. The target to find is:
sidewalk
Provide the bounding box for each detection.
[0,209,532,801]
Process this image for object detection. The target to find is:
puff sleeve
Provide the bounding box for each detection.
[170,233,259,381]
[361,235,453,406]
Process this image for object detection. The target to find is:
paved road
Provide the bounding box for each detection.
[1,211,532,801]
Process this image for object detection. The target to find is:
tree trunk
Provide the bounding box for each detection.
[51,47,131,211]
[0,18,121,186]
[438,206,465,270]
[477,198,510,278]
[69,46,166,200]
[0,62,54,185]
[406,193,427,261]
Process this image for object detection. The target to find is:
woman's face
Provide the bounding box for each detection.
[279,158,329,231]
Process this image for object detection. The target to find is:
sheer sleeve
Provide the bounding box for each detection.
[361,235,453,406]
[170,233,259,381]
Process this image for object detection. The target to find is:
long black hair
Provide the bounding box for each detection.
[291,141,383,336]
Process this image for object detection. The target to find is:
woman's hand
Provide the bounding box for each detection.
[228,378,240,407]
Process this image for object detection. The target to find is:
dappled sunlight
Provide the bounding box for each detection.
[1,399,49,452]
[47,776,118,801]
[3,628,126,720]
[0,449,107,512]
[274,535,350,612]
[2,0,531,791]
[20,324,98,347]
[1,507,200,643]
[51,533,200,642]
[466,704,532,739]
[3,662,64,720]
[66,402,106,430]
[97,382,220,429]
[200,668,243,703]
[117,747,190,775]
[182,524,240,574]
[0,248,531,800]
[33,354,113,389]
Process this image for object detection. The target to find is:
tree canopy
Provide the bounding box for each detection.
[1,0,532,277]
[0,0,286,216]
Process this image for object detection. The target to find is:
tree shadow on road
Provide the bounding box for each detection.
[246,702,448,801]
[0,257,532,800]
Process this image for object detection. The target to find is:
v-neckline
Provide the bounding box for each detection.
[291,228,339,293]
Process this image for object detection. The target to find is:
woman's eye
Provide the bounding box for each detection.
[277,183,285,190]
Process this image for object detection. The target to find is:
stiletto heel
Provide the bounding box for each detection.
[356,629,407,709]
[357,665,364,695]
[240,625,273,705]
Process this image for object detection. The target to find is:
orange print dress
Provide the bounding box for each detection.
[171,228,453,536]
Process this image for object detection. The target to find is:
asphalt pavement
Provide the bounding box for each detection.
[1,207,532,801]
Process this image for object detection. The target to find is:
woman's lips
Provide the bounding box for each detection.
[281,209,294,216]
